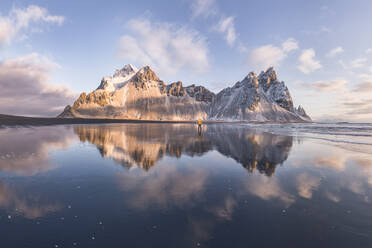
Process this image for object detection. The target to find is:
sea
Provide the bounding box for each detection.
[0,122,371,247]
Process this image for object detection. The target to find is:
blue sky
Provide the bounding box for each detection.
[1,0,372,121]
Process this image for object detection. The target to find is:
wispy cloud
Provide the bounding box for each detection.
[298,79,348,92]
[299,76,372,121]
[353,81,372,92]
[0,5,64,46]
[282,38,299,52]
[343,99,372,116]
[350,57,367,68]
[326,46,344,58]
[190,0,217,18]
[302,26,331,36]
[214,16,236,46]
[297,49,322,74]
[190,0,239,48]
[117,18,209,76]
[247,38,298,70]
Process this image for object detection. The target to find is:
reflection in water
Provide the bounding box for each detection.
[208,125,293,176]
[296,173,322,199]
[0,181,61,219]
[0,127,72,219]
[0,126,76,176]
[243,174,295,206]
[74,124,293,176]
[117,165,208,209]
[74,124,213,170]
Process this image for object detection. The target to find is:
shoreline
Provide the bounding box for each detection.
[0,114,310,127]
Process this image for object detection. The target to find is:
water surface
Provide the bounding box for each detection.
[1,123,372,248]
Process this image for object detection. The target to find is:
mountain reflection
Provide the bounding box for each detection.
[74,124,293,176]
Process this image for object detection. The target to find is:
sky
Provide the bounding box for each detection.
[1,0,372,121]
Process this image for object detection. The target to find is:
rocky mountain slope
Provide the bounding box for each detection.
[210,67,310,122]
[59,65,310,122]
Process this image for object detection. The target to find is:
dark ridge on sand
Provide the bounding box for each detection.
[0,114,309,127]
[0,114,198,127]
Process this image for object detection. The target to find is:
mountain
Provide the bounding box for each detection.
[58,65,311,122]
[210,67,311,122]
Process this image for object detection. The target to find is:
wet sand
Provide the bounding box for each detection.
[0,114,309,127]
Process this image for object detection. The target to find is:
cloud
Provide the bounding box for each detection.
[0,182,61,219]
[190,0,217,18]
[297,49,322,74]
[366,48,372,54]
[353,81,372,92]
[296,173,321,199]
[117,18,209,76]
[208,196,236,220]
[324,191,340,202]
[350,57,367,68]
[301,73,372,121]
[326,46,344,57]
[339,58,369,72]
[117,165,207,210]
[244,174,294,207]
[343,99,372,116]
[0,53,76,117]
[215,16,236,46]
[358,74,372,81]
[248,45,285,69]
[0,5,64,46]
[282,38,299,52]
[346,107,372,116]
[302,26,331,36]
[343,100,372,108]
[0,126,76,176]
[190,0,241,49]
[247,38,298,70]
[299,79,348,92]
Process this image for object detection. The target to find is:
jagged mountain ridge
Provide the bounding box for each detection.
[59,65,310,122]
[209,67,310,122]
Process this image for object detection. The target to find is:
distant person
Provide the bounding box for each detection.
[197,119,202,135]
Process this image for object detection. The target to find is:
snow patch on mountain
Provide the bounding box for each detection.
[97,64,138,92]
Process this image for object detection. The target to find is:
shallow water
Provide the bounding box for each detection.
[0,123,372,248]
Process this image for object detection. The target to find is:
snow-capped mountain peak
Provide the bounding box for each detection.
[113,64,138,78]
[97,64,138,91]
